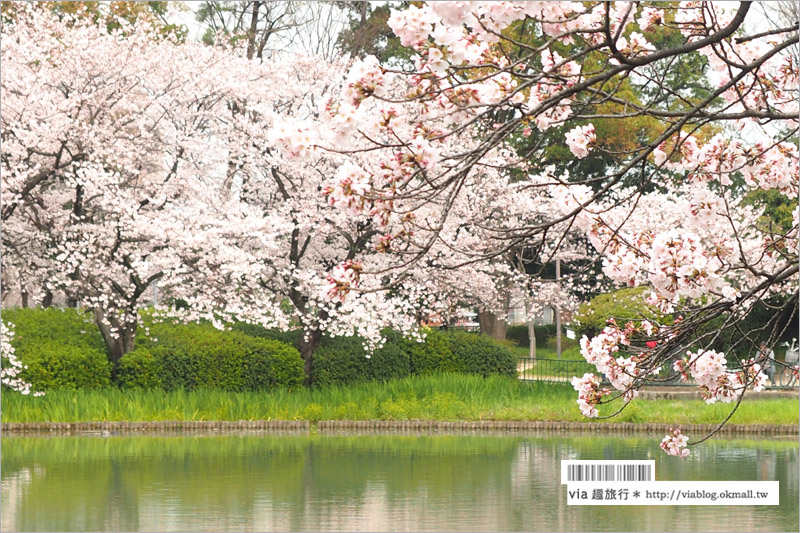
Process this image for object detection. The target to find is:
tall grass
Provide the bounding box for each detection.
[2,374,796,425]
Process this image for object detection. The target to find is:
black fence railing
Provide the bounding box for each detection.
[517,358,596,384]
[517,357,799,390]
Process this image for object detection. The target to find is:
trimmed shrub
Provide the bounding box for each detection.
[312,332,412,387]
[3,308,111,391]
[446,330,517,378]
[369,331,411,382]
[312,336,370,387]
[136,322,303,391]
[3,307,106,353]
[571,287,662,338]
[18,341,112,390]
[116,348,162,389]
[313,329,517,386]
[230,322,303,350]
[269,345,306,389]
[506,325,529,347]
[406,328,460,375]
[238,334,304,391]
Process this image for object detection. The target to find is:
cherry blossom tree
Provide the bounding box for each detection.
[264,73,541,378]
[302,1,798,452]
[0,5,301,368]
[1,4,519,384]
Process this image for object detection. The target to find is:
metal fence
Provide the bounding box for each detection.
[517,358,596,384]
[518,357,692,386]
[517,357,799,390]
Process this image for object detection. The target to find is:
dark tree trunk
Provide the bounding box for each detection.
[42,290,53,308]
[478,310,507,341]
[101,327,136,370]
[21,290,28,308]
[246,1,261,60]
[93,309,137,370]
[478,291,510,341]
[299,328,323,387]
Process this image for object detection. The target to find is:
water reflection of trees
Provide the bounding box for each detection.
[0,434,797,531]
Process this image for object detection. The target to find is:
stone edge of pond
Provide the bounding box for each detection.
[2,420,797,436]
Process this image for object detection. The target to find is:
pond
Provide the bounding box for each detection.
[1,431,797,532]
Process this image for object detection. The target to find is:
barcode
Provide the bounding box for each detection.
[567,464,652,482]
[561,460,655,484]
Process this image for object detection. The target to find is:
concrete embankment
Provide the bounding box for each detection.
[3,419,796,436]
[637,387,799,400]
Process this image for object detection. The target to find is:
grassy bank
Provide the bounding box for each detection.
[2,374,796,426]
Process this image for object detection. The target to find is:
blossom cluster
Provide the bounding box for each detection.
[674,349,769,404]
[570,372,611,418]
[578,320,659,400]
[0,323,43,396]
[565,125,596,159]
[660,428,690,458]
[2,6,466,374]
[324,260,363,303]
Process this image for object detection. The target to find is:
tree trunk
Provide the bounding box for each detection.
[555,258,561,359]
[42,289,53,308]
[299,327,322,387]
[93,309,137,370]
[478,290,510,341]
[106,328,136,370]
[524,299,536,359]
[478,309,507,341]
[348,1,370,57]
[246,1,261,60]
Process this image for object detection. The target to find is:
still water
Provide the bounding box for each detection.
[1,431,797,532]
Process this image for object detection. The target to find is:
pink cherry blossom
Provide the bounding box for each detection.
[571,373,610,418]
[638,7,664,31]
[1,322,43,396]
[661,428,690,457]
[565,124,596,159]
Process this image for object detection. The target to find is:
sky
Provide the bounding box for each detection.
[168,1,782,43]
[168,1,206,41]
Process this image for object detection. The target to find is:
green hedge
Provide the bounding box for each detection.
[446,330,517,378]
[369,330,412,381]
[115,348,162,389]
[312,333,412,387]
[238,325,462,380]
[128,322,303,391]
[17,341,112,390]
[506,324,558,348]
[311,329,515,386]
[4,308,111,391]
[2,307,106,353]
[3,309,520,392]
[405,328,460,375]
[230,322,303,350]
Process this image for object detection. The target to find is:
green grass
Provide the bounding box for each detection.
[2,374,796,426]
